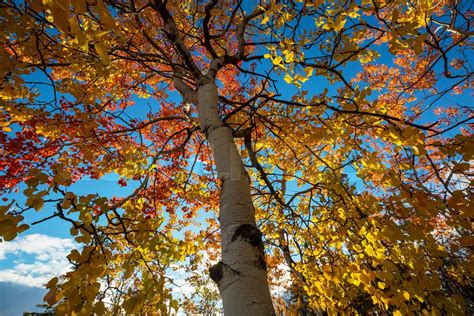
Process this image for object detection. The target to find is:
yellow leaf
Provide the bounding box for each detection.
[71,0,86,13]
[412,145,419,155]
[347,10,360,19]
[95,30,110,39]
[261,16,269,25]
[76,32,89,53]
[393,310,402,316]
[69,16,80,34]
[94,301,106,315]
[389,131,402,146]
[337,208,346,220]
[364,244,376,257]
[284,74,293,84]
[352,276,361,286]
[44,286,62,306]
[272,56,283,65]
[403,291,410,301]
[94,42,109,65]
[285,51,295,63]
[96,2,116,30]
[33,198,44,211]
[334,18,347,32]
[377,281,385,289]
[353,244,362,252]
[50,6,69,32]
[46,276,59,288]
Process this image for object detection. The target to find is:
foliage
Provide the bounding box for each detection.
[0,0,472,314]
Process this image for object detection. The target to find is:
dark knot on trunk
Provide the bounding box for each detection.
[231,224,267,271]
[231,223,262,246]
[209,261,223,284]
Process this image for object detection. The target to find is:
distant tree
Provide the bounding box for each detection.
[24,304,54,316]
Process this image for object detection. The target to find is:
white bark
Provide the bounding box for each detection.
[197,81,275,315]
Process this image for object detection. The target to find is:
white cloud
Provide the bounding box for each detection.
[0,234,75,287]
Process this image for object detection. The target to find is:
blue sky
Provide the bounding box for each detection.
[0,174,133,314]
[0,233,74,315]
[0,282,49,315]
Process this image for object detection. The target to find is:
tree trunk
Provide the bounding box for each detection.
[197,80,275,315]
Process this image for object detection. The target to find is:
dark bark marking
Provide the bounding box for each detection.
[257,252,267,271]
[231,224,262,246]
[232,224,268,271]
[209,261,223,284]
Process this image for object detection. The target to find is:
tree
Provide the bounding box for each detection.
[1,0,472,314]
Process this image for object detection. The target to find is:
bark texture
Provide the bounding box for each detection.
[197,80,275,315]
